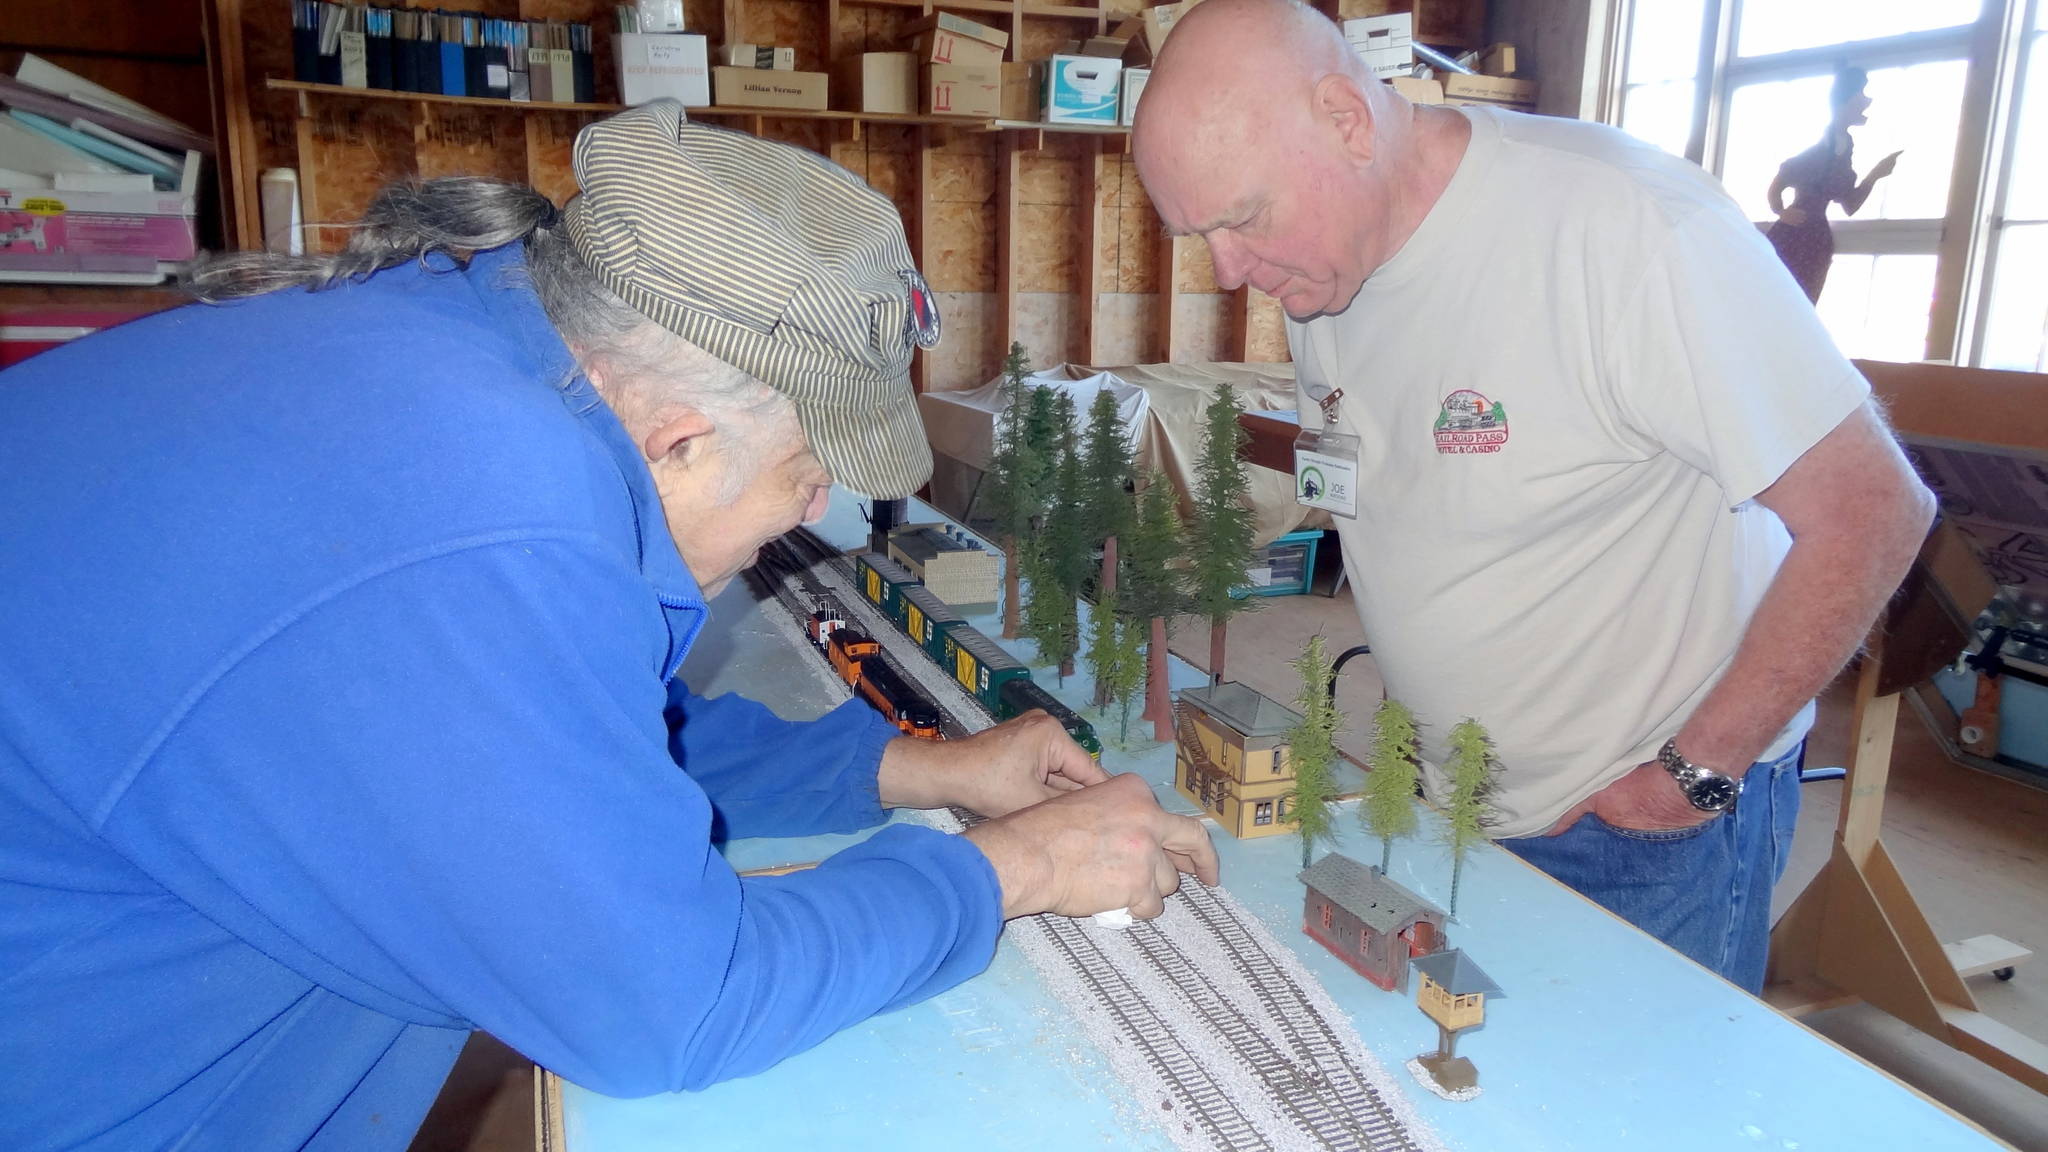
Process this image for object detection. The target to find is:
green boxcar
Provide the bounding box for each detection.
[854,552,913,621]
[941,626,1031,710]
[898,583,962,661]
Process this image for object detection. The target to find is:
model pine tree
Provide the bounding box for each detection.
[1187,383,1258,683]
[1282,635,1344,870]
[1079,388,1136,705]
[1444,718,1502,920]
[984,342,1049,639]
[1121,470,1188,743]
[1084,587,1146,743]
[1361,699,1421,874]
[1025,392,1086,682]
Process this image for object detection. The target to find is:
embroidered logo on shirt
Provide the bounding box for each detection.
[1433,389,1509,455]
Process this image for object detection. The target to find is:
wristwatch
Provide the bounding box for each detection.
[1657,738,1740,813]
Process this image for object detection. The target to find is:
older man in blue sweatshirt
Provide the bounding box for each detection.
[0,102,1217,1152]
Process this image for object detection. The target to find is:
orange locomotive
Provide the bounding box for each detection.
[822,625,941,741]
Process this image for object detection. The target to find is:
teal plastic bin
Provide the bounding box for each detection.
[1233,528,1322,598]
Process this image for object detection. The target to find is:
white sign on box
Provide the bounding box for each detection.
[616,32,710,106]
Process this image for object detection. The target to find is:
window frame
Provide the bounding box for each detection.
[1608,0,2038,363]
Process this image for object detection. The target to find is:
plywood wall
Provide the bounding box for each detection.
[232,0,1291,386]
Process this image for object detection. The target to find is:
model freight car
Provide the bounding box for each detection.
[852,549,1101,757]
[999,676,1103,758]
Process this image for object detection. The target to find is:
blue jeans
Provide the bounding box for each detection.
[1505,744,1803,994]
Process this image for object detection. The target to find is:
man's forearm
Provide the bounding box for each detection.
[1677,494,1933,774]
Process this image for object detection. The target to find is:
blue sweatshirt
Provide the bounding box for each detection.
[0,246,1002,1151]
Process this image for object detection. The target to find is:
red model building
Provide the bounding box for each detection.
[1299,851,1445,992]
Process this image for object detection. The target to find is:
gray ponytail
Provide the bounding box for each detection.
[184,178,558,300]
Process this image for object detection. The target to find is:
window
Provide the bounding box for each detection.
[1320,903,1334,931]
[1254,800,1274,825]
[1977,4,2048,369]
[1613,0,2034,365]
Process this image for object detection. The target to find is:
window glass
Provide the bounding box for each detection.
[1979,224,2048,371]
[1814,253,1939,361]
[2004,30,2048,221]
[1620,79,1696,156]
[1627,0,1706,82]
[1720,60,1966,221]
[1736,0,1982,58]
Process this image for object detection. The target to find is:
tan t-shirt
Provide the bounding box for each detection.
[1289,107,1868,837]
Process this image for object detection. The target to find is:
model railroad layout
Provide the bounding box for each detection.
[746,527,1441,1152]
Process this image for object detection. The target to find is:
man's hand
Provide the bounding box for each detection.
[963,773,1220,920]
[878,710,1109,818]
[1544,761,1716,836]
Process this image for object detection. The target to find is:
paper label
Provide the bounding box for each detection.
[340,31,368,88]
[1295,430,1359,519]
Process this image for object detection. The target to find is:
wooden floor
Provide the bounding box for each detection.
[418,554,2048,1152]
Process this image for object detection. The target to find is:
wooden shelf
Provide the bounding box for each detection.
[267,78,621,113]
[851,0,1110,17]
[990,118,1127,134]
[270,80,994,129]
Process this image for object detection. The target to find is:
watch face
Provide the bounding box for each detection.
[1691,774,1739,811]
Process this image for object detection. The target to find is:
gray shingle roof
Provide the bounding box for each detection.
[1181,681,1302,738]
[890,524,986,564]
[1297,852,1438,934]
[1410,949,1501,997]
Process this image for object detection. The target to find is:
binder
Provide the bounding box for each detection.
[392,10,419,92]
[293,1,319,82]
[571,24,595,104]
[366,8,393,91]
[317,3,344,86]
[439,15,466,97]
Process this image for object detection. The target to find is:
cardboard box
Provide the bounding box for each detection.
[1119,67,1149,125]
[722,43,795,70]
[1482,42,1516,77]
[712,65,828,110]
[1390,75,1441,104]
[1080,35,1128,58]
[1043,54,1121,124]
[615,33,711,106]
[907,12,1008,66]
[925,62,999,117]
[0,148,202,270]
[1335,0,1482,49]
[1441,72,1536,111]
[1343,14,1412,80]
[1000,61,1040,122]
[844,52,916,114]
[635,0,685,33]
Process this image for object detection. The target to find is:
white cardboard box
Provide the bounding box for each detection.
[1343,14,1413,80]
[1043,54,1121,125]
[615,32,710,106]
[1119,67,1149,126]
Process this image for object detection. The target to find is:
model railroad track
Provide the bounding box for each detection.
[749,527,1425,1152]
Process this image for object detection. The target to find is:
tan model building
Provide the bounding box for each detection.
[886,524,1001,612]
[1173,681,1302,839]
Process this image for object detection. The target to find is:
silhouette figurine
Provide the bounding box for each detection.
[1765,66,1901,303]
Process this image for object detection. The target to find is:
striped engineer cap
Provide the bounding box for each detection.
[562,100,938,499]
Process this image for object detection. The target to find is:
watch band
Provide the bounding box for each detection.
[1657,738,1740,813]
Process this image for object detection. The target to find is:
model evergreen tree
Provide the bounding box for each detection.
[1282,635,1344,870]
[1444,718,1502,920]
[1025,392,1086,682]
[1121,470,1187,743]
[1187,383,1258,683]
[984,342,1048,639]
[1079,388,1136,705]
[1084,587,1146,743]
[1361,699,1422,875]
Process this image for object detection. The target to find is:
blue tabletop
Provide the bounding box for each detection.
[562,492,1999,1152]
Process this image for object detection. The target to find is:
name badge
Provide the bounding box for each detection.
[1294,429,1359,519]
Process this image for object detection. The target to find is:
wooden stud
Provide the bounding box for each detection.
[1225,285,1250,361]
[201,0,265,248]
[1155,232,1179,362]
[1079,139,1103,366]
[996,133,1021,351]
[291,94,323,253]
